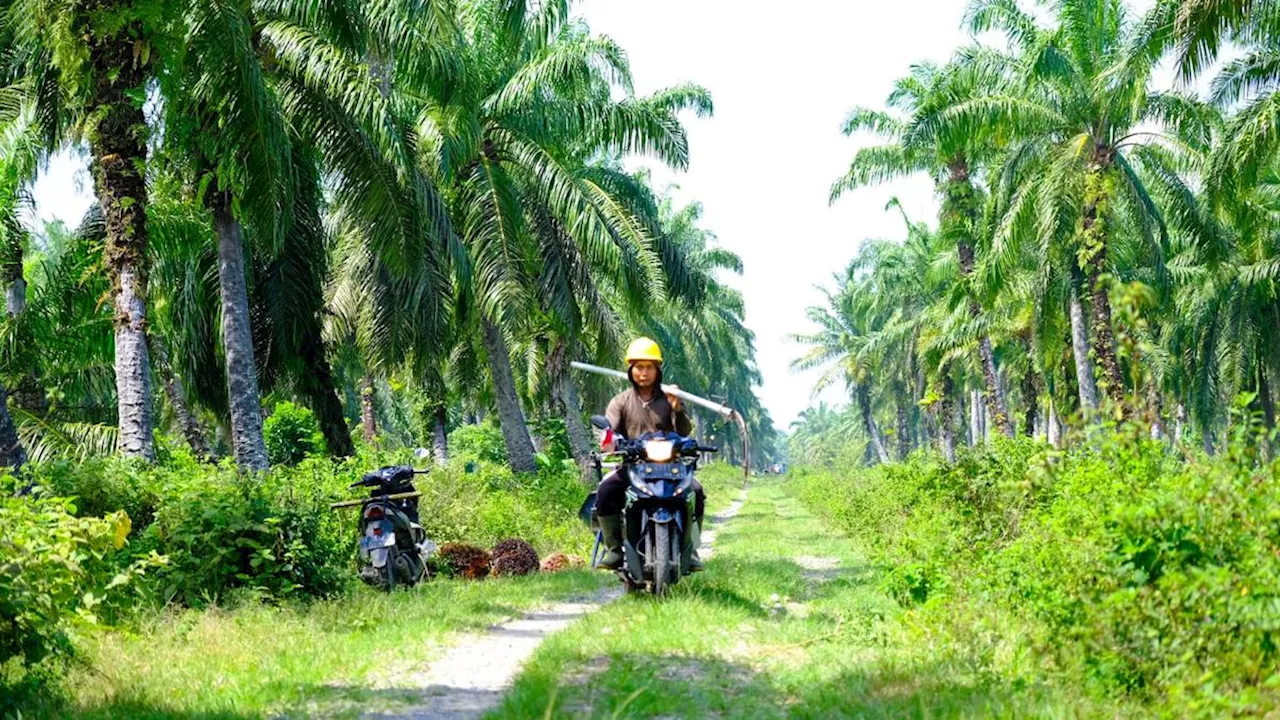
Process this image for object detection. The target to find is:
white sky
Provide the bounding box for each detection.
[28,0,1169,432]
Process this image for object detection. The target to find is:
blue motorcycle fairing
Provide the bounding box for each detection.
[627,463,694,497]
[651,506,675,523]
[634,431,700,455]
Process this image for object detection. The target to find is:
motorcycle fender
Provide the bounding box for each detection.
[578,492,598,528]
[651,506,675,523]
[361,520,396,566]
[623,539,644,580]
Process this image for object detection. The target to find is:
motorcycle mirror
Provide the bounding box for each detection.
[590,414,611,430]
[413,447,431,460]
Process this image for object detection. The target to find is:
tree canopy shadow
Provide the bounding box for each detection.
[495,649,1076,719]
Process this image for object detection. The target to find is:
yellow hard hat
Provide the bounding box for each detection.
[625,337,663,364]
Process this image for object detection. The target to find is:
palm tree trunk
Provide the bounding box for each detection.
[1148,380,1167,441]
[1260,366,1276,431]
[481,317,537,473]
[1047,395,1062,447]
[0,382,26,473]
[967,386,977,443]
[938,370,957,462]
[4,261,24,316]
[211,195,268,471]
[895,393,910,460]
[151,335,211,461]
[1174,402,1186,446]
[0,211,26,467]
[432,403,448,465]
[1086,271,1124,405]
[857,383,890,465]
[89,17,155,461]
[561,376,592,462]
[360,374,377,444]
[548,342,594,483]
[976,334,1013,436]
[1069,279,1100,414]
[1081,159,1125,408]
[1258,366,1274,459]
[908,331,924,451]
[299,330,354,457]
[946,162,1013,438]
[1021,367,1039,438]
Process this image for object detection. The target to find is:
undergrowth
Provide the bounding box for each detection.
[0,432,597,712]
[790,422,1280,716]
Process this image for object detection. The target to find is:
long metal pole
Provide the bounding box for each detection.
[570,360,750,483]
[570,361,737,420]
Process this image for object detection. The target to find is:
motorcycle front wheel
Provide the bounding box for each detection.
[652,523,673,596]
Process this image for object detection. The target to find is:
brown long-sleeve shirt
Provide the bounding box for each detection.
[604,387,693,438]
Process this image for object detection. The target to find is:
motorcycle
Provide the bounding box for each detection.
[333,454,437,590]
[582,415,717,596]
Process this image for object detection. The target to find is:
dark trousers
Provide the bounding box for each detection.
[595,470,705,521]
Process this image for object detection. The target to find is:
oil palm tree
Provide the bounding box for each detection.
[792,271,893,465]
[156,0,458,466]
[0,153,29,469]
[831,55,1016,436]
[957,0,1172,412]
[408,0,711,471]
[2,0,163,459]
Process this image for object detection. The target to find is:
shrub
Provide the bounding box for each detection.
[448,421,508,464]
[143,463,349,604]
[790,428,1280,714]
[491,538,539,576]
[433,543,491,579]
[28,457,166,528]
[0,491,161,671]
[411,461,592,556]
[264,402,325,466]
[11,446,592,607]
[530,417,572,462]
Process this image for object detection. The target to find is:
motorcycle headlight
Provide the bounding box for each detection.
[643,439,674,463]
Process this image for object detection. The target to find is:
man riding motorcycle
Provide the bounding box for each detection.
[594,337,707,571]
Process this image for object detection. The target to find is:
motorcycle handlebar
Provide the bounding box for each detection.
[349,466,430,488]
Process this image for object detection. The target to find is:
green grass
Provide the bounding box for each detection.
[489,477,1121,719]
[12,466,1126,719]
[21,570,611,719]
[696,463,749,516]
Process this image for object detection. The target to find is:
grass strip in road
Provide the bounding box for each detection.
[26,570,611,720]
[489,478,1119,719]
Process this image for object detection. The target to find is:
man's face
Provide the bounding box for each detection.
[631,360,658,389]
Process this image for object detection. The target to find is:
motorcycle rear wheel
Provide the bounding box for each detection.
[383,546,398,591]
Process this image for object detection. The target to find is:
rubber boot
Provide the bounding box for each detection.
[683,518,705,572]
[597,513,624,570]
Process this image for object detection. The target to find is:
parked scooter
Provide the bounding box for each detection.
[332,450,436,590]
[581,415,717,596]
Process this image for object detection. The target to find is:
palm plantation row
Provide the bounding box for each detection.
[794,0,1280,462]
[0,0,777,473]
